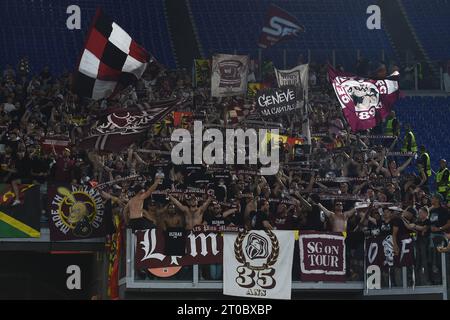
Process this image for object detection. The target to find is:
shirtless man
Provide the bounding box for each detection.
[168,194,213,230]
[124,177,162,231]
[162,203,185,230]
[318,201,356,233]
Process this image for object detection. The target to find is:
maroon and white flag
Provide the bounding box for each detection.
[135,228,223,269]
[299,232,346,282]
[328,66,400,132]
[258,4,305,49]
[365,234,415,269]
[73,9,151,100]
[79,99,180,152]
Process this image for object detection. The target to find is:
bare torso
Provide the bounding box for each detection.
[185,207,204,230]
[128,194,145,219]
[164,212,184,229]
[329,212,348,233]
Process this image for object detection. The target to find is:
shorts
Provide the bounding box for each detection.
[128,217,155,231]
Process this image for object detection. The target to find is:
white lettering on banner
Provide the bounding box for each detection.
[140,229,167,262]
[367,242,379,264]
[308,254,339,268]
[257,89,295,107]
[140,229,221,266]
[335,85,351,105]
[400,238,412,262]
[299,234,346,276]
[188,232,219,257]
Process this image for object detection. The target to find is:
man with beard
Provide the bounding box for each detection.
[168,194,213,230]
[204,201,239,228]
[162,203,185,230]
[317,201,356,233]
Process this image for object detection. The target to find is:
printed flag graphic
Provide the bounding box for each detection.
[258,4,305,49]
[0,184,41,238]
[328,66,400,132]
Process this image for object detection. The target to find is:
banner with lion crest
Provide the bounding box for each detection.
[328,66,400,132]
[223,230,295,300]
[48,185,105,241]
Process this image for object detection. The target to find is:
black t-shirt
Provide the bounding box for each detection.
[164,227,186,256]
[380,220,392,237]
[416,218,431,241]
[366,218,382,238]
[249,211,270,230]
[429,207,450,230]
[390,216,410,239]
[14,156,32,180]
[303,204,324,231]
[271,213,298,230]
[30,157,50,179]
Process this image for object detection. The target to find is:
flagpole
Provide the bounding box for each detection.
[258,48,262,82]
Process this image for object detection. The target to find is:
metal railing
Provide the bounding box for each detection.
[121,229,449,299]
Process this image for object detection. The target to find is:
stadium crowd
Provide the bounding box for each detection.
[0,57,449,285]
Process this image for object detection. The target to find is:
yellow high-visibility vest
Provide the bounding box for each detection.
[423,152,431,176]
[401,131,418,152]
[436,168,449,194]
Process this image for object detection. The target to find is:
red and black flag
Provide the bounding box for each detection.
[73,9,151,100]
[258,4,305,49]
[78,99,181,152]
[0,184,41,238]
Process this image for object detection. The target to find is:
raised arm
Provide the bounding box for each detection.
[344,207,357,219]
[141,177,163,199]
[199,196,213,215]
[318,203,334,218]
[168,194,190,214]
[222,208,239,218]
[293,191,312,211]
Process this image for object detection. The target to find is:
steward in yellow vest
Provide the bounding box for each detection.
[401,124,418,153]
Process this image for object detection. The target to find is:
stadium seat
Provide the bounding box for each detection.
[0,0,176,73]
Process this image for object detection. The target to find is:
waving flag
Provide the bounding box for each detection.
[0,184,41,238]
[258,4,305,49]
[79,99,181,152]
[328,66,400,132]
[73,9,150,100]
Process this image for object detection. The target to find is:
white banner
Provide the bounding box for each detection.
[223,230,295,300]
[274,64,308,91]
[211,54,249,97]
